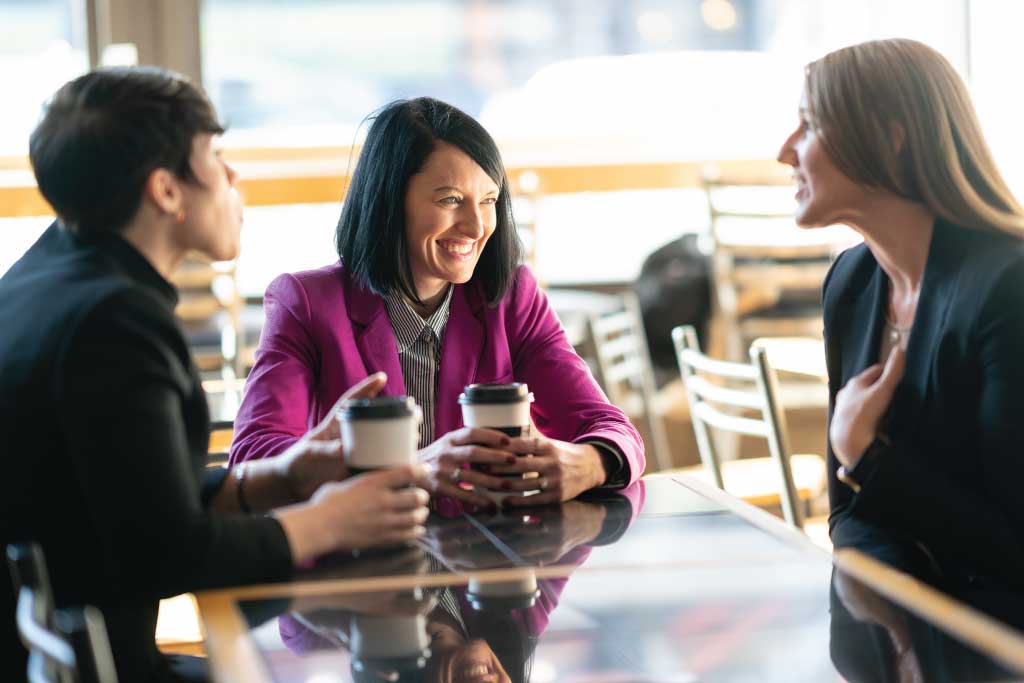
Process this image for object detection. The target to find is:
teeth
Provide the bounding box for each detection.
[461,664,490,676]
[440,241,473,255]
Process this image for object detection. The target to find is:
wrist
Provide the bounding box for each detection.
[274,502,328,566]
[584,444,607,490]
[272,454,303,503]
[235,463,252,514]
[836,433,890,493]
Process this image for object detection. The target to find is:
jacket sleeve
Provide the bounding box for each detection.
[55,291,293,600]
[230,272,321,464]
[840,259,1024,587]
[506,267,646,485]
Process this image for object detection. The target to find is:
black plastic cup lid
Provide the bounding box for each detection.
[351,652,429,681]
[340,395,418,419]
[466,588,541,611]
[458,382,534,405]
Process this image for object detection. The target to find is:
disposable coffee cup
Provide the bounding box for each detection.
[351,612,430,681]
[459,383,534,438]
[339,396,421,475]
[467,573,540,611]
[459,383,535,502]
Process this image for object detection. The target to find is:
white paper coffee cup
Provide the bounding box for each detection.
[458,383,535,502]
[339,396,421,473]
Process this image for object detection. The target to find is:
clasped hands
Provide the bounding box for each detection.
[417,428,608,508]
[276,371,607,508]
[256,372,606,563]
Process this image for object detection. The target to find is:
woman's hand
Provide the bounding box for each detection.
[830,346,905,469]
[275,464,430,564]
[417,427,521,508]
[273,372,388,501]
[500,436,607,506]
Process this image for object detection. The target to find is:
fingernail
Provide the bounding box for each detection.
[413,525,426,536]
[506,455,517,464]
[500,436,511,446]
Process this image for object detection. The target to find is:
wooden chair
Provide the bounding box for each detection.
[202,377,244,468]
[7,543,118,683]
[586,293,688,472]
[171,253,245,376]
[662,325,827,529]
[701,173,858,361]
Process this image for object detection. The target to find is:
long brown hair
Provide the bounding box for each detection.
[805,38,1024,236]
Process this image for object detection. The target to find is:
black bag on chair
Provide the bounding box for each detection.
[634,234,712,387]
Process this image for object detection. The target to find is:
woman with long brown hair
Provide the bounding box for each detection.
[777,38,1024,592]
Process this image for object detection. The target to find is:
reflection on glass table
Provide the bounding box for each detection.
[198,475,1024,682]
[294,477,821,586]
[272,571,555,683]
[236,555,1024,683]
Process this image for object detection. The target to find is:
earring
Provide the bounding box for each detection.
[175,209,185,224]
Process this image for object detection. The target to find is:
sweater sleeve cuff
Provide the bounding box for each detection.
[580,439,630,489]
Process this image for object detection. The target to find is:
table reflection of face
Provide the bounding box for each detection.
[427,619,511,683]
[425,618,512,683]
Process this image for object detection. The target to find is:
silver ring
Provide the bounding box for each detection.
[537,476,547,491]
[450,467,461,482]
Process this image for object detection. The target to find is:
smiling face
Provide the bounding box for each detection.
[177,133,243,261]
[404,142,499,301]
[776,94,868,228]
[426,622,512,683]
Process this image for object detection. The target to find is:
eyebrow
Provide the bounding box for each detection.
[432,185,499,194]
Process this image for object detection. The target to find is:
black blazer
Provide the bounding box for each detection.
[0,224,293,682]
[824,218,1024,590]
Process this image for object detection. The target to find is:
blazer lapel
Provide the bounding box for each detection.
[347,277,406,396]
[834,263,888,388]
[888,219,959,440]
[435,285,483,436]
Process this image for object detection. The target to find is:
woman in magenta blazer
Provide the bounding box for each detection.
[230,97,644,510]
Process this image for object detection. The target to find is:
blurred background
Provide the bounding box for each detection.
[2,0,1023,471]
[4,1,1022,284]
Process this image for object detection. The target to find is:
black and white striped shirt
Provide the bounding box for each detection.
[383,285,627,486]
[383,285,454,448]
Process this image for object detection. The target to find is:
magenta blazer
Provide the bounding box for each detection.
[229,263,645,492]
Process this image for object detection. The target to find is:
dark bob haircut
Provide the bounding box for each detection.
[336,97,522,306]
[29,66,224,238]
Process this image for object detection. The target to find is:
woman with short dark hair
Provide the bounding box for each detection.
[0,68,429,683]
[231,97,645,508]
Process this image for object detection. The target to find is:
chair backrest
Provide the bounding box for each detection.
[203,377,245,467]
[7,543,118,683]
[587,293,672,471]
[671,325,803,527]
[701,173,853,359]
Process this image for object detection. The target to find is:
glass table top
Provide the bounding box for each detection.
[237,564,1023,682]
[207,477,1024,682]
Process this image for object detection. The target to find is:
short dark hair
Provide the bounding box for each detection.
[336,97,522,306]
[29,66,224,237]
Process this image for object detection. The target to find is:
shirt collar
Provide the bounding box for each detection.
[75,224,178,309]
[383,284,453,353]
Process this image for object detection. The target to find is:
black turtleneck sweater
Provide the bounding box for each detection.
[0,223,293,682]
